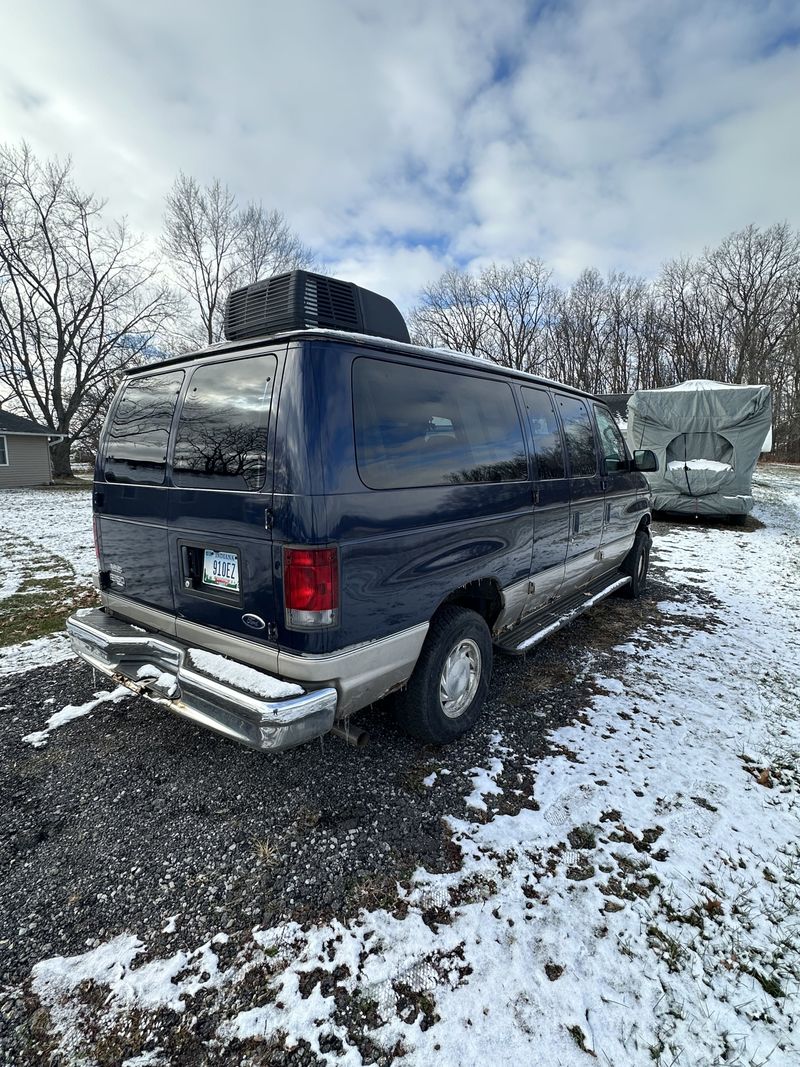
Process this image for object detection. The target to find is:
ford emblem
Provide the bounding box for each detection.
[242,613,266,631]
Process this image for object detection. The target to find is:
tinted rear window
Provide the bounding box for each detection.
[172,354,277,490]
[353,357,527,489]
[556,394,598,477]
[104,372,184,485]
[522,387,566,480]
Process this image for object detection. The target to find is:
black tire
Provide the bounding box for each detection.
[619,527,651,599]
[394,605,492,745]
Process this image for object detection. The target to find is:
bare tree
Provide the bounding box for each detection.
[703,222,800,384]
[480,259,554,374]
[162,174,315,347]
[238,204,315,284]
[409,222,800,458]
[162,174,244,348]
[0,143,174,477]
[408,269,490,354]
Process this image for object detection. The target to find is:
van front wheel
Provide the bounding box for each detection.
[619,528,651,599]
[395,606,492,745]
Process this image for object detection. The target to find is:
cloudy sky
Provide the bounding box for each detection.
[2,0,799,309]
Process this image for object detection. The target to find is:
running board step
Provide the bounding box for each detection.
[494,575,631,656]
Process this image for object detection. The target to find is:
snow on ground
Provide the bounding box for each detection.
[0,486,95,586]
[0,486,94,675]
[0,632,76,677]
[22,686,131,748]
[26,466,800,1066]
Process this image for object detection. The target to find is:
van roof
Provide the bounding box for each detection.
[125,328,600,403]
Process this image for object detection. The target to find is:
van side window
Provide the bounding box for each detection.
[594,405,629,472]
[172,354,277,491]
[104,372,184,485]
[522,388,566,479]
[353,357,527,489]
[555,395,598,477]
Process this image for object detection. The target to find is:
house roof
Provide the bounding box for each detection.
[0,410,53,436]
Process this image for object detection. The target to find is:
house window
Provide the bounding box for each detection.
[0,436,8,466]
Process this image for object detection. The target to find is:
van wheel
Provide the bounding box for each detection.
[395,606,492,745]
[619,528,651,599]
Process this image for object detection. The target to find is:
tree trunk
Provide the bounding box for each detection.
[50,437,73,480]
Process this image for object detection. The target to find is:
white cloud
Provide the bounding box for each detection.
[1,0,799,307]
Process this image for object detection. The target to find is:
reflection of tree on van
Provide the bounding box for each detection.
[171,354,275,490]
[173,417,267,489]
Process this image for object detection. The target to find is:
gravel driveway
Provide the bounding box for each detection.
[0,568,669,1054]
[3,473,797,1067]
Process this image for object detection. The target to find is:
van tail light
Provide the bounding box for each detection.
[283,547,339,628]
[92,515,100,561]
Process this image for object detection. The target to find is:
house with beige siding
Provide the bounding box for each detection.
[0,411,57,488]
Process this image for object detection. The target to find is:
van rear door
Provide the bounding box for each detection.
[98,370,184,622]
[166,349,283,648]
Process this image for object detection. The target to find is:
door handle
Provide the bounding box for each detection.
[572,512,580,534]
[531,487,540,506]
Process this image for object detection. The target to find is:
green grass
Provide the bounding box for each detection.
[0,529,95,647]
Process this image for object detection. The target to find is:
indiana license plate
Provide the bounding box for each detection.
[202,550,239,592]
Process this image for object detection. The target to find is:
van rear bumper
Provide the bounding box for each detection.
[66,609,336,752]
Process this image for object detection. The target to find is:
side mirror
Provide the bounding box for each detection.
[633,449,658,473]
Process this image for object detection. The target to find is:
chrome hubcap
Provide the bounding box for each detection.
[439,638,481,718]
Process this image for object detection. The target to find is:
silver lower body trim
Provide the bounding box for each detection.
[101,593,429,717]
[67,608,336,752]
[515,575,631,652]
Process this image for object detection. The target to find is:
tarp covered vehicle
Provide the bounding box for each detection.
[626,380,771,517]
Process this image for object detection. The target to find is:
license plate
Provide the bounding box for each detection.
[202,550,239,592]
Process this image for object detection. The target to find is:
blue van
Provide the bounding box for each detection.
[67,271,657,751]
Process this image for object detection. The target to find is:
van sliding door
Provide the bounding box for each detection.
[555,393,605,591]
[521,387,570,614]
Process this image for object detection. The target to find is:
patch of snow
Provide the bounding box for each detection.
[187,648,303,700]
[135,664,179,697]
[0,633,76,677]
[22,687,130,747]
[465,753,504,811]
[161,915,178,935]
[667,459,733,472]
[0,487,95,586]
[422,771,437,788]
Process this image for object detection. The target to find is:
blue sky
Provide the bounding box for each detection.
[2,0,799,309]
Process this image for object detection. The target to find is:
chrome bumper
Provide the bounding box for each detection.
[66,609,337,752]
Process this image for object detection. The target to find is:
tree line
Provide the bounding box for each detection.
[0,144,314,476]
[1,140,798,476]
[410,226,800,460]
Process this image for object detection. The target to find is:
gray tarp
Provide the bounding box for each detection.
[626,380,772,515]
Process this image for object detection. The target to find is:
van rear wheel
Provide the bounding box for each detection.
[394,606,492,745]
